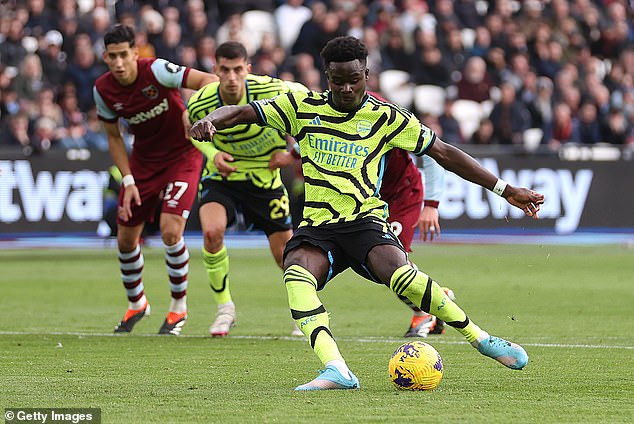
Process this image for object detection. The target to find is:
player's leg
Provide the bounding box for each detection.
[388,216,436,337]
[114,222,150,333]
[267,229,304,337]
[387,187,447,337]
[157,212,189,335]
[200,201,235,336]
[267,229,292,269]
[156,171,200,335]
[367,244,528,370]
[284,244,359,390]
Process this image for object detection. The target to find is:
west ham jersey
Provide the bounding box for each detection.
[380,148,422,200]
[94,58,201,167]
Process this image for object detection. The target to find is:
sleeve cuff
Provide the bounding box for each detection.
[423,200,439,208]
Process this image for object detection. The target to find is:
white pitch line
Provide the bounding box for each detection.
[0,331,633,350]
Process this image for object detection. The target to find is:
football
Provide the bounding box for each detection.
[388,341,443,390]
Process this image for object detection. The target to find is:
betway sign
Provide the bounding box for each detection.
[431,156,632,234]
[0,150,631,234]
[439,158,592,233]
[0,156,109,232]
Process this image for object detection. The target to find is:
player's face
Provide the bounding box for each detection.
[103,42,139,85]
[215,56,251,102]
[325,59,368,112]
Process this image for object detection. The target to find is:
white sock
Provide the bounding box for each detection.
[169,296,187,314]
[326,360,351,379]
[218,300,235,309]
[129,295,147,310]
[470,331,491,348]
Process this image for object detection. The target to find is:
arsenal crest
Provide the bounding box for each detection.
[356,120,372,137]
[142,85,159,99]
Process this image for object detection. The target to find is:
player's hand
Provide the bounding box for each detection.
[268,151,295,170]
[214,151,238,177]
[416,205,440,242]
[182,110,192,140]
[190,118,216,141]
[120,184,141,222]
[505,187,544,219]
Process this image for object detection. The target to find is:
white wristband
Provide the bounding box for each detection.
[492,178,507,197]
[122,174,135,187]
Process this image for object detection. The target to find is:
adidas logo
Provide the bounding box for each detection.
[309,116,322,125]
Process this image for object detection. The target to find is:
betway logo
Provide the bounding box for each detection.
[128,98,169,124]
[0,160,108,223]
[438,158,593,233]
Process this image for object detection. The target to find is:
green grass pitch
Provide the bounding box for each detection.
[1,244,633,423]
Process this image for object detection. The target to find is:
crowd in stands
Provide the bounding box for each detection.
[1,0,633,155]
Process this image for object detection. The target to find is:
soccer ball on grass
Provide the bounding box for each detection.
[388,341,443,390]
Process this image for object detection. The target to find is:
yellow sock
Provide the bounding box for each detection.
[202,246,232,304]
[285,265,343,365]
[390,264,485,343]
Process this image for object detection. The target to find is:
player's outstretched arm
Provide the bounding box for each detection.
[426,138,544,218]
[184,69,218,90]
[189,105,258,141]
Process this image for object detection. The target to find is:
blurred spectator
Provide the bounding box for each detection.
[0,19,28,67]
[11,54,46,107]
[57,87,83,128]
[292,3,338,68]
[381,29,412,72]
[182,5,214,46]
[31,115,59,151]
[572,101,602,144]
[135,30,156,59]
[216,13,256,57]
[25,84,63,127]
[155,20,183,62]
[362,27,384,74]
[488,82,531,145]
[501,52,532,94]
[470,119,495,145]
[517,0,543,41]
[39,30,68,87]
[1,112,31,149]
[24,0,54,37]
[85,6,111,57]
[65,33,106,110]
[441,27,467,78]
[0,86,21,121]
[527,76,555,141]
[433,0,461,38]
[83,109,108,151]
[196,35,216,73]
[456,56,493,102]
[438,95,463,143]
[454,0,482,29]
[275,0,312,52]
[470,26,491,58]
[140,7,164,50]
[0,0,631,154]
[549,102,576,149]
[412,47,452,87]
[533,39,564,80]
[601,107,632,145]
[58,17,80,60]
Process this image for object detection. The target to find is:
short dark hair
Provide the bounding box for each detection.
[320,36,368,68]
[215,41,248,61]
[104,24,135,47]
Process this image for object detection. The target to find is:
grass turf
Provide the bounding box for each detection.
[1,244,633,423]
